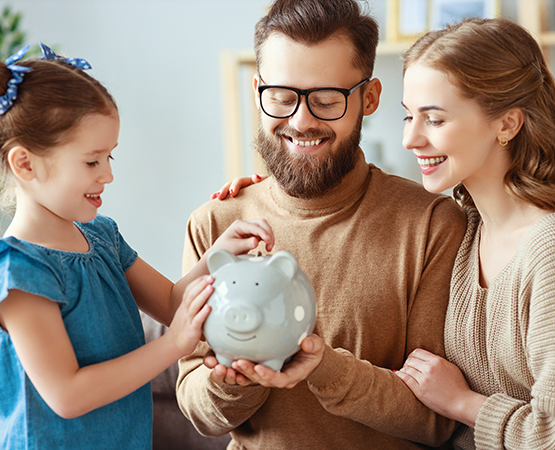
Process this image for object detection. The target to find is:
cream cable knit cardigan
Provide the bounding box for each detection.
[446,208,555,449]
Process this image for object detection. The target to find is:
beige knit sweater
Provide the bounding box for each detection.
[177,150,466,449]
[446,208,555,449]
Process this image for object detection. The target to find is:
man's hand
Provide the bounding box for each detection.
[230,334,325,389]
[204,350,255,386]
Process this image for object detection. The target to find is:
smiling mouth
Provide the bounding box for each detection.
[289,137,324,147]
[418,156,447,167]
[227,334,256,342]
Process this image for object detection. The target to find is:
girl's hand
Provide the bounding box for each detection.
[166,275,213,356]
[210,174,268,200]
[395,348,486,428]
[212,218,274,255]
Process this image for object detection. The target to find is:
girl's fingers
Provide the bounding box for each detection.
[182,276,214,307]
[231,219,274,248]
[188,284,214,314]
[190,303,211,328]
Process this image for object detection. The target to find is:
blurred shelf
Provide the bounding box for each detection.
[377,40,412,55]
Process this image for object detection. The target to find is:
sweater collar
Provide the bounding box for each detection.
[267,148,371,215]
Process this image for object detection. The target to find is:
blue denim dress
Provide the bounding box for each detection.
[0,215,152,449]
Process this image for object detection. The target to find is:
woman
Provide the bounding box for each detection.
[396,17,555,449]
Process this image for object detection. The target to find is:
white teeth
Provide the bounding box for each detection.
[292,138,323,147]
[418,156,447,166]
[85,194,100,198]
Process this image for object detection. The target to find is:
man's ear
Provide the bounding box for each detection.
[8,146,35,182]
[252,73,261,111]
[363,78,382,116]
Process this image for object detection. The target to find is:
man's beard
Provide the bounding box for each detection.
[254,112,363,199]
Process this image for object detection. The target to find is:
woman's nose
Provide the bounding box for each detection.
[402,120,427,151]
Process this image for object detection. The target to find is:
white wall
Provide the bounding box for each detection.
[9,0,520,281]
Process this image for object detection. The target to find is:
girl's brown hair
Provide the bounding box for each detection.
[0,57,117,208]
[404,17,555,209]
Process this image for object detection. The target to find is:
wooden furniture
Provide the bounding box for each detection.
[518,0,555,60]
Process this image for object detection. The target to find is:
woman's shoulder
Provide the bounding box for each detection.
[521,212,555,264]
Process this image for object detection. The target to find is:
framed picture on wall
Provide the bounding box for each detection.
[388,0,501,42]
[397,0,429,39]
[547,0,555,32]
[430,0,500,29]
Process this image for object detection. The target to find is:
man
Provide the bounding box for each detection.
[177,0,466,448]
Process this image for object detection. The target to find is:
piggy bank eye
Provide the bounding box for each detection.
[255,282,259,286]
[232,281,236,284]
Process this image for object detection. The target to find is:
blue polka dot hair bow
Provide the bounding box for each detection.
[0,42,93,115]
[39,42,92,70]
[0,44,33,115]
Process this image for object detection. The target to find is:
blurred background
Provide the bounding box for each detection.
[3,0,553,281]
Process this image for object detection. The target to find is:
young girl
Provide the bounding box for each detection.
[223,17,555,449]
[0,43,274,449]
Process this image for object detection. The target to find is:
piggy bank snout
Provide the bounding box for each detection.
[223,302,262,333]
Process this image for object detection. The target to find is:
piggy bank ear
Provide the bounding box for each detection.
[266,251,299,281]
[207,249,239,275]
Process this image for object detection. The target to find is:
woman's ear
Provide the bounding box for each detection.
[8,146,35,182]
[499,108,524,142]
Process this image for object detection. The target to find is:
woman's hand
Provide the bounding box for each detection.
[395,348,486,428]
[210,174,268,200]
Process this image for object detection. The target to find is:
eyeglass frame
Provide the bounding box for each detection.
[257,76,371,121]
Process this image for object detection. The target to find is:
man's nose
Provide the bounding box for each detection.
[288,96,320,132]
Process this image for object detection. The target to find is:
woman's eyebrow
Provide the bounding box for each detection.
[401,101,446,113]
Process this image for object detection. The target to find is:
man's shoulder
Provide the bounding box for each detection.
[189,182,269,220]
[369,167,456,205]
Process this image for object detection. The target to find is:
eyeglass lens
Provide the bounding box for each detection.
[261,88,347,120]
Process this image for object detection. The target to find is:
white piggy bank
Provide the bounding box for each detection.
[203,249,317,372]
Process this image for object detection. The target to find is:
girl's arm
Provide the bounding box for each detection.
[395,348,487,428]
[129,219,275,327]
[0,276,212,419]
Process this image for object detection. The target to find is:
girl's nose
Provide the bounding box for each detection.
[99,162,114,184]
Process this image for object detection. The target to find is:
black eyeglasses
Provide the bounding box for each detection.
[258,76,370,121]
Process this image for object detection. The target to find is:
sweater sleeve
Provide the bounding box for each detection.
[305,197,465,446]
[176,212,272,436]
[474,222,555,449]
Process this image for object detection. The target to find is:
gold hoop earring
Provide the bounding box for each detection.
[498,137,509,147]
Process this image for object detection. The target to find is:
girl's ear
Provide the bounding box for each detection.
[8,146,35,182]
